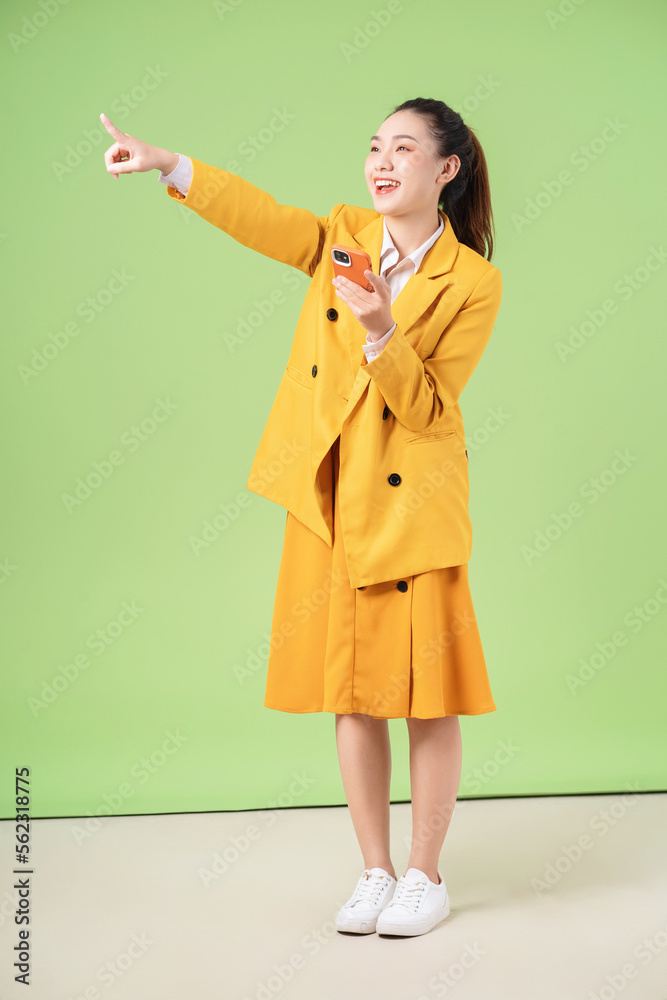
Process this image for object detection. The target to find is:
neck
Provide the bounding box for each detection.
[384,208,442,262]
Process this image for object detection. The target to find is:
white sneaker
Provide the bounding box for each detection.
[376,867,450,936]
[335,867,397,934]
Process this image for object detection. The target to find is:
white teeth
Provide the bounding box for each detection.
[376,180,399,188]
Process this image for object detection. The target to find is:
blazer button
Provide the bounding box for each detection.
[388,473,401,486]
[396,581,408,592]
[465,449,468,460]
[312,364,318,377]
[382,405,389,420]
[326,308,338,321]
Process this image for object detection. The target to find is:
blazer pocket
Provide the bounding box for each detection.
[285,365,314,390]
[405,429,457,444]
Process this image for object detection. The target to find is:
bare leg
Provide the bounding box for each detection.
[335,712,396,879]
[404,715,462,884]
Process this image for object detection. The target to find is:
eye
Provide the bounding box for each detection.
[370,145,410,152]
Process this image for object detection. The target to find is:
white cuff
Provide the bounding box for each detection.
[158,154,193,196]
[362,322,396,362]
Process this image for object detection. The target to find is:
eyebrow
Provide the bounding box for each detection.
[369,134,420,143]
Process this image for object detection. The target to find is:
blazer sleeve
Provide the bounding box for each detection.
[362,266,502,433]
[164,156,342,277]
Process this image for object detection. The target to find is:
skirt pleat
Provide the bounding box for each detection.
[263,434,496,719]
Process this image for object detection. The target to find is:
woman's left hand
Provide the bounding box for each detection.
[332,270,394,341]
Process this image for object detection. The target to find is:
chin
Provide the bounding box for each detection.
[370,194,398,210]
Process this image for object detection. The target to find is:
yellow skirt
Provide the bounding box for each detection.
[264,435,497,719]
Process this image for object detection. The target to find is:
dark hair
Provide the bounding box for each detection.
[391,97,495,261]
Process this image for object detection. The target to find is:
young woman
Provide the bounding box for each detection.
[101,97,502,939]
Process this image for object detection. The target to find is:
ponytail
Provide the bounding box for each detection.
[391,97,496,261]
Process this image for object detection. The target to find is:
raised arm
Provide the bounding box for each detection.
[101,113,339,276]
[161,156,338,276]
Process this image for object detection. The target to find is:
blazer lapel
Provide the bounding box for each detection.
[340,209,461,371]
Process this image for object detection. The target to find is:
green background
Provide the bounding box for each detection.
[1,0,665,820]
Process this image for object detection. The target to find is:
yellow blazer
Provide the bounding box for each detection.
[166,159,502,588]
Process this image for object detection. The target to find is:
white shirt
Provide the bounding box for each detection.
[158,155,444,360]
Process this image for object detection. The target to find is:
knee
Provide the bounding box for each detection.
[406,714,460,728]
[336,711,382,723]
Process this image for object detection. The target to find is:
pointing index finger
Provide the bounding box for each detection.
[100,113,124,139]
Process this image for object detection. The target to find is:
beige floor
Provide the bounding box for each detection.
[0,792,665,1000]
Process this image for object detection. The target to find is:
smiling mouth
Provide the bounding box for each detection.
[374,180,400,195]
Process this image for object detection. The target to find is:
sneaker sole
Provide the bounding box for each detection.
[377,901,450,937]
[335,915,378,934]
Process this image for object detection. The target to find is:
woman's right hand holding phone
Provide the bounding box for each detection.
[100,113,179,180]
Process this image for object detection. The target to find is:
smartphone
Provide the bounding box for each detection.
[331,244,375,292]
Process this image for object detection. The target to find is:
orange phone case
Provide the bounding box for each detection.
[331,244,375,292]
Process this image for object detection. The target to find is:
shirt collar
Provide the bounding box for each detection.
[379,213,444,276]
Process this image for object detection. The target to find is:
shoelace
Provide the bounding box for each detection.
[384,875,427,913]
[348,870,390,907]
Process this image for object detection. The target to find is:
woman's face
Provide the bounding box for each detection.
[365,110,458,216]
